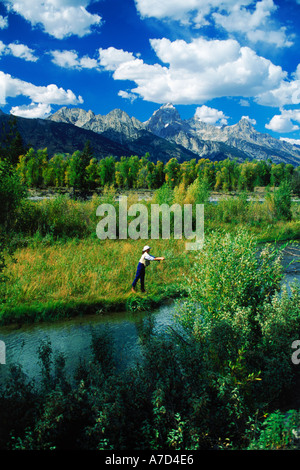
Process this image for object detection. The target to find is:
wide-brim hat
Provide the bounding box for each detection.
[142,245,151,252]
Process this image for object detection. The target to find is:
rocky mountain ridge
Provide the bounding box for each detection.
[48,104,300,165]
[144,103,300,165]
[47,106,200,162]
[0,108,199,163]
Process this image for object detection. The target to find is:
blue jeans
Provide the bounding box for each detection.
[132,262,145,291]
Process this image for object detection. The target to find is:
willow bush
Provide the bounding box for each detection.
[177,229,284,321]
[173,229,300,424]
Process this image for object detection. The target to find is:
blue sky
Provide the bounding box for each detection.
[0,0,300,144]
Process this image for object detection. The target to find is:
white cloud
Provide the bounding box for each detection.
[98,47,136,71]
[50,50,98,70]
[280,137,300,146]
[50,50,79,68]
[4,0,101,39]
[266,109,300,133]
[256,78,300,107]
[247,27,293,48]
[118,90,138,102]
[239,99,250,106]
[0,70,83,107]
[0,40,38,62]
[150,37,241,70]
[10,102,52,119]
[195,105,228,125]
[80,55,99,69]
[293,64,300,80]
[50,47,139,75]
[213,0,293,48]
[0,41,6,55]
[7,43,38,62]
[97,38,286,105]
[50,48,138,72]
[28,83,83,106]
[213,0,274,33]
[0,15,8,29]
[134,0,251,27]
[135,0,293,48]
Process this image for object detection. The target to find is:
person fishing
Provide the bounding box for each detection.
[131,245,165,293]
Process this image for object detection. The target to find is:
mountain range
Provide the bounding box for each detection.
[1,104,300,166]
[48,104,300,166]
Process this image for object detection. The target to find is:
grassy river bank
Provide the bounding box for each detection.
[0,186,299,326]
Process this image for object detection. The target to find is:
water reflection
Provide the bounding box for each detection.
[0,305,175,382]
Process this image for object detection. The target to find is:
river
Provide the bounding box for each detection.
[0,303,176,383]
[0,243,299,384]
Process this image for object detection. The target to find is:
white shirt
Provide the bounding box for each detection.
[139,252,155,266]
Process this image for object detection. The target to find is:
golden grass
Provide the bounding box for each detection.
[2,238,191,320]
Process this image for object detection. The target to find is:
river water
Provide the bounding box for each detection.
[0,304,176,383]
[0,243,299,383]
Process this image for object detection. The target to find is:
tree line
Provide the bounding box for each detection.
[14,143,300,193]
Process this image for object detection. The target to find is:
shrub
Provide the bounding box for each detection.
[15,195,93,239]
[0,158,26,232]
[247,410,300,450]
[173,229,300,416]
[178,228,284,321]
[184,178,210,205]
[273,179,292,221]
[211,192,248,224]
[152,183,174,206]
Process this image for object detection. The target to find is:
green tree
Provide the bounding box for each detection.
[284,164,294,182]
[270,163,285,187]
[127,155,140,188]
[180,159,197,187]
[86,158,99,190]
[238,161,257,191]
[79,141,94,190]
[145,161,157,189]
[0,158,26,231]
[164,158,181,188]
[115,155,140,189]
[152,160,165,188]
[197,159,216,189]
[98,156,116,187]
[185,177,210,205]
[43,153,67,187]
[254,160,271,187]
[178,229,283,323]
[65,142,92,191]
[16,148,47,188]
[291,166,300,196]
[136,164,149,189]
[273,179,292,220]
[65,150,82,188]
